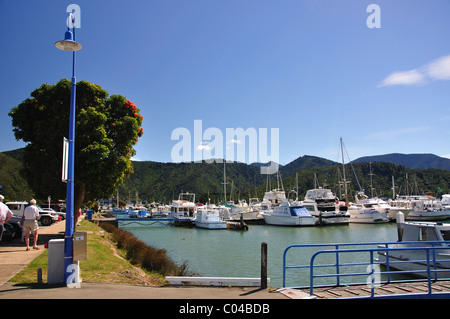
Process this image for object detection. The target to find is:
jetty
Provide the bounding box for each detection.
[297,280,450,299]
[283,240,450,299]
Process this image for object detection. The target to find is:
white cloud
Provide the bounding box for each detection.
[379,54,450,87]
[425,55,450,80]
[229,138,242,144]
[196,143,211,151]
[442,154,450,160]
[378,69,425,87]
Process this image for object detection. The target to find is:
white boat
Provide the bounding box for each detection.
[169,192,197,219]
[261,201,316,226]
[227,199,265,223]
[262,189,286,208]
[355,192,391,214]
[348,204,389,223]
[194,207,227,229]
[388,198,412,220]
[406,200,450,221]
[378,212,450,278]
[441,194,450,209]
[302,188,350,225]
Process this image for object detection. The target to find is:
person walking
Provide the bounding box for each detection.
[0,195,14,242]
[23,199,40,251]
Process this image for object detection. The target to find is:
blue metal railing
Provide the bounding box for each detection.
[282,241,450,298]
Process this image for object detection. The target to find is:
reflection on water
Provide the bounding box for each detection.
[125,223,398,287]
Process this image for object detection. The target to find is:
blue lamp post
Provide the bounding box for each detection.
[55,13,82,284]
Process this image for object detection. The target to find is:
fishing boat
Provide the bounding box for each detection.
[169,192,197,219]
[261,201,316,226]
[194,207,227,229]
[302,188,350,225]
[378,212,450,278]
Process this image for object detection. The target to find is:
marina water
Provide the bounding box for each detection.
[122,222,398,287]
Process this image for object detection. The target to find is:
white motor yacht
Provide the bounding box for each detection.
[302,188,350,225]
[261,201,316,226]
[348,204,389,223]
[388,198,412,220]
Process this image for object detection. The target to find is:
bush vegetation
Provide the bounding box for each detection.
[100,223,194,276]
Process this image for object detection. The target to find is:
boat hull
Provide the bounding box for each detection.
[313,212,350,225]
[387,208,411,221]
[262,214,316,226]
[406,210,450,221]
[194,221,227,229]
[349,211,389,224]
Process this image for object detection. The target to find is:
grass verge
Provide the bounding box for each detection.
[9,219,166,286]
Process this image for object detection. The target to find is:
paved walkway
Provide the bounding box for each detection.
[0,218,66,286]
[0,219,292,299]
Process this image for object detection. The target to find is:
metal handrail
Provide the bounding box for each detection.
[282,241,450,298]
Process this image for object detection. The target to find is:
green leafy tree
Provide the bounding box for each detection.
[9,79,144,214]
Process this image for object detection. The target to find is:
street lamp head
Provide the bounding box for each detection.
[55,30,82,51]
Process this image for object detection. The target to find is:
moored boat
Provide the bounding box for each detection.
[406,200,450,221]
[378,212,450,278]
[302,188,350,225]
[348,204,389,223]
[194,207,227,229]
[261,201,316,226]
[169,192,197,219]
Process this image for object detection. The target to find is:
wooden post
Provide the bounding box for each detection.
[37,268,42,284]
[261,242,267,289]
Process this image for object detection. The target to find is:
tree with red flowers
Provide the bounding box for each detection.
[9,79,144,214]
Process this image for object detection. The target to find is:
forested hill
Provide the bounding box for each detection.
[353,153,450,171]
[1,148,449,203]
[123,159,450,204]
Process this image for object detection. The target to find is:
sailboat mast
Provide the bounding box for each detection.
[223,160,227,202]
[369,162,374,197]
[340,137,348,206]
[392,176,396,199]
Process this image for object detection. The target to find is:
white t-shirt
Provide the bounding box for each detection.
[24,205,40,220]
[0,202,13,222]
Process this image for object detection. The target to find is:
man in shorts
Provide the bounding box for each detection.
[0,195,14,242]
[23,199,40,251]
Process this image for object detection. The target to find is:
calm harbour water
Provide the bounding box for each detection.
[122,221,398,287]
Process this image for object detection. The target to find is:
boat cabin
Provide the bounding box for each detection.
[399,221,450,243]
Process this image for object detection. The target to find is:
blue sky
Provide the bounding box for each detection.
[1,0,449,166]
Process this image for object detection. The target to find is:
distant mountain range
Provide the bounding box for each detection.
[352,153,450,171]
[1,148,449,203]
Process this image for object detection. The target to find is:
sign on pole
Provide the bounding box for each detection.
[62,137,69,182]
